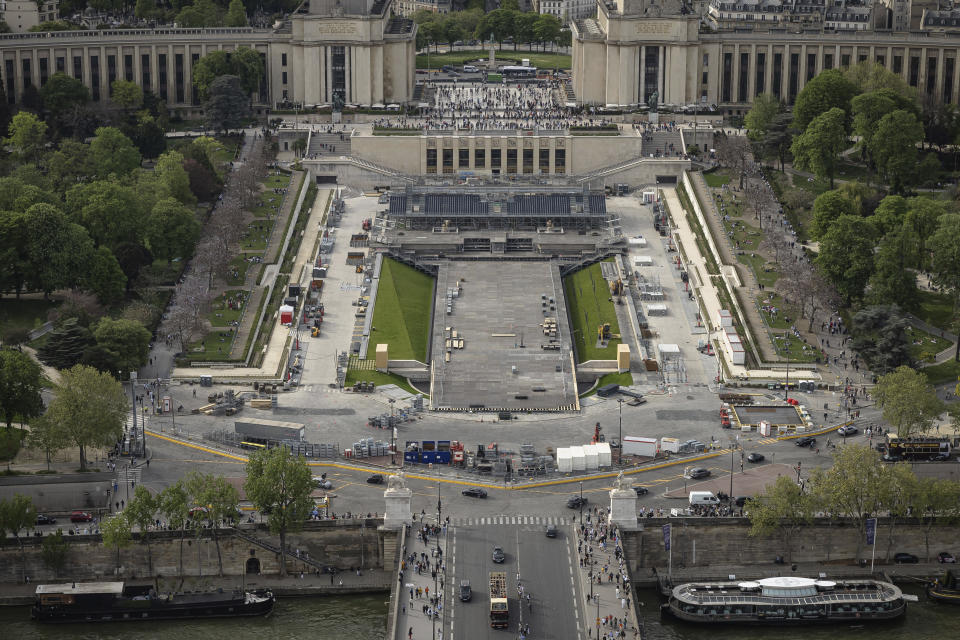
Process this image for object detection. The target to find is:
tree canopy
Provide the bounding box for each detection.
[790,107,847,187]
[793,69,857,131]
[0,349,45,430]
[874,366,944,438]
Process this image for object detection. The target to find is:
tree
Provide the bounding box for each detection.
[147,197,201,262]
[244,445,314,576]
[134,0,160,20]
[66,179,145,250]
[84,246,127,305]
[815,214,877,301]
[204,75,250,134]
[192,47,264,99]
[110,79,143,111]
[27,414,68,471]
[0,493,37,582]
[185,472,239,575]
[225,0,248,27]
[45,139,92,191]
[871,194,909,236]
[92,317,151,373]
[41,530,69,577]
[183,158,221,202]
[851,89,919,170]
[176,0,221,28]
[4,111,47,163]
[790,107,847,188]
[810,189,857,239]
[40,72,90,120]
[89,127,142,178]
[36,319,94,370]
[21,204,94,296]
[101,512,133,575]
[158,481,190,576]
[128,113,167,159]
[43,364,126,471]
[533,14,561,50]
[874,366,944,437]
[844,61,917,102]
[0,349,45,430]
[850,305,912,374]
[715,134,754,188]
[155,151,196,206]
[745,475,817,562]
[809,445,884,561]
[125,485,158,573]
[928,213,960,338]
[745,93,781,142]
[867,231,918,309]
[793,69,857,131]
[877,462,918,561]
[869,110,924,193]
[916,477,960,561]
[905,197,950,270]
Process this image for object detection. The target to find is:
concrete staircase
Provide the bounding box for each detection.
[640,130,683,158]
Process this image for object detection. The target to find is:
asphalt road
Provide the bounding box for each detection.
[448,522,580,640]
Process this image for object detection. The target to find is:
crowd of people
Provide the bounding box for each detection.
[578,508,639,639]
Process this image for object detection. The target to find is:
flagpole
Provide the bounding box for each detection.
[668,526,673,582]
[870,533,876,573]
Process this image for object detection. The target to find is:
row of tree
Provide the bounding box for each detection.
[413,7,569,54]
[748,444,960,563]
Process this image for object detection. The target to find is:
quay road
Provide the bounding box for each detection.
[446,521,581,640]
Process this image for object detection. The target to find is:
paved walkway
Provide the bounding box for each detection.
[396,522,447,640]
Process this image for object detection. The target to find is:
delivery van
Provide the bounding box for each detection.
[688,491,720,506]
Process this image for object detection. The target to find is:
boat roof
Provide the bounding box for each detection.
[756,577,817,588]
[36,582,125,595]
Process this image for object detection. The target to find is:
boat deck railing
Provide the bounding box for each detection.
[677,586,901,606]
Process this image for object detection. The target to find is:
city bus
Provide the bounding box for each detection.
[501,65,537,80]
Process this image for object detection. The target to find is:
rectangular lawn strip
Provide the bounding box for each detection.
[345,369,425,398]
[919,358,960,386]
[415,50,571,70]
[207,289,249,327]
[703,169,731,188]
[906,325,953,363]
[227,256,251,287]
[185,330,239,361]
[365,258,434,362]
[757,292,800,331]
[563,260,622,362]
[772,332,822,363]
[915,290,955,330]
[240,220,273,251]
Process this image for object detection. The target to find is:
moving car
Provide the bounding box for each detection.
[633,487,649,496]
[686,467,711,479]
[36,514,56,525]
[795,437,816,448]
[939,552,956,563]
[492,545,505,563]
[930,452,951,462]
[546,524,558,538]
[838,425,858,436]
[366,474,385,484]
[70,511,93,523]
[462,488,488,499]
[746,453,765,463]
[566,496,588,509]
[459,580,472,601]
[894,552,919,564]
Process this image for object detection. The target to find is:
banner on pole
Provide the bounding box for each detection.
[866,518,877,546]
[663,524,671,550]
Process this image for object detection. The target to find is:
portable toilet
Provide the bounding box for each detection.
[556,448,573,472]
[582,444,599,470]
[595,442,612,467]
[569,445,586,471]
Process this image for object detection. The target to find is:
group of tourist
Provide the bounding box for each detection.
[578,509,639,639]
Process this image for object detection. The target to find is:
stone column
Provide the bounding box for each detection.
[640,46,646,104]
[608,472,638,530]
[383,472,413,529]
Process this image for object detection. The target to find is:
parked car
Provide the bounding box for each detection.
[795,437,816,448]
[930,452,951,462]
[732,496,749,507]
[938,552,956,564]
[459,580,472,601]
[838,425,858,436]
[36,514,56,525]
[492,545,505,563]
[462,488,488,499]
[633,487,649,496]
[70,511,93,523]
[366,474,385,484]
[686,467,711,479]
[566,496,588,509]
[546,524,558,538]
[746,453,765,463]
[882,453,903,463]
[894,552,919,564]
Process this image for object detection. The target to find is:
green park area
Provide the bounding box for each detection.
[365,258,434,362]
[563,260,622,362]
[416,51,571,70]
[345,369,424,397]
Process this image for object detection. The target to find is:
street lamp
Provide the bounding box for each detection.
[579,481,583,524]
[617,398,624,462]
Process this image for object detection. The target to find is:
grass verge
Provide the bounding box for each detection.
[366,259,434,362]
[914,291,955,330]
[920,358,960,386]
[415,50,571,70]
[563,260,622,361]
[345,369,425,397]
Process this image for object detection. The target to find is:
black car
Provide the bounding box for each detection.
[894,552,919,564]
[795,437,816,447]
[546,524,558,538]
[36,514,56,525]
[459,580,472,601]
[366,474,385,484]
[930,452,951,462]
[746,453,765,463]
[462,488,488,499]
[633,486,649,496]
[492,545,505,563]
[566,496,588,509]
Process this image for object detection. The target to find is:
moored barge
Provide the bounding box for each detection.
[662,576,905,624]
[31,582,275,623]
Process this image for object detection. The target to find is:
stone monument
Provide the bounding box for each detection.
[383,470,413,528]
[648,90,659,125]
[332,91,345,125]
[608,471,639,529]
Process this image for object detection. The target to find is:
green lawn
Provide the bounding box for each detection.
[211,137,242,177]
[915,290,955,330]
[906,325,952,362]
[366,258,434,362]
[241,221,272,251]
[345,369,425,397]
[416,50,571,70]
[703,169,731,188]
[920,358,960,386]
[185,330,238,361]
[227,256,251,287]
[758,293,801,330]
[772,333,822,363]
[580,372,634,398]
[208,290,248,327]
[563,260,622,362]
[0,298,59,340]
[792,172,832,196]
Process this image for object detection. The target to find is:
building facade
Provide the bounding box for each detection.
[573,0,960,111]
[539,0,595,20]
[1,0,59,34]
[0,0,415,109]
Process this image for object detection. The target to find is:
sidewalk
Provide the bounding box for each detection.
[395,521,447,640]
[574,511,642,640]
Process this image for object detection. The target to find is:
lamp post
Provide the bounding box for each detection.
[579,481,583,524]
[617,398,624,462]
[433,468,442,640]
[388,399,396,465]
[729,448,735,499]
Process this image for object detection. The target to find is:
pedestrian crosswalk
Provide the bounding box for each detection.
[449,515,571,527]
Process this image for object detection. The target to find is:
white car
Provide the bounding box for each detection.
[838,425,858,436]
